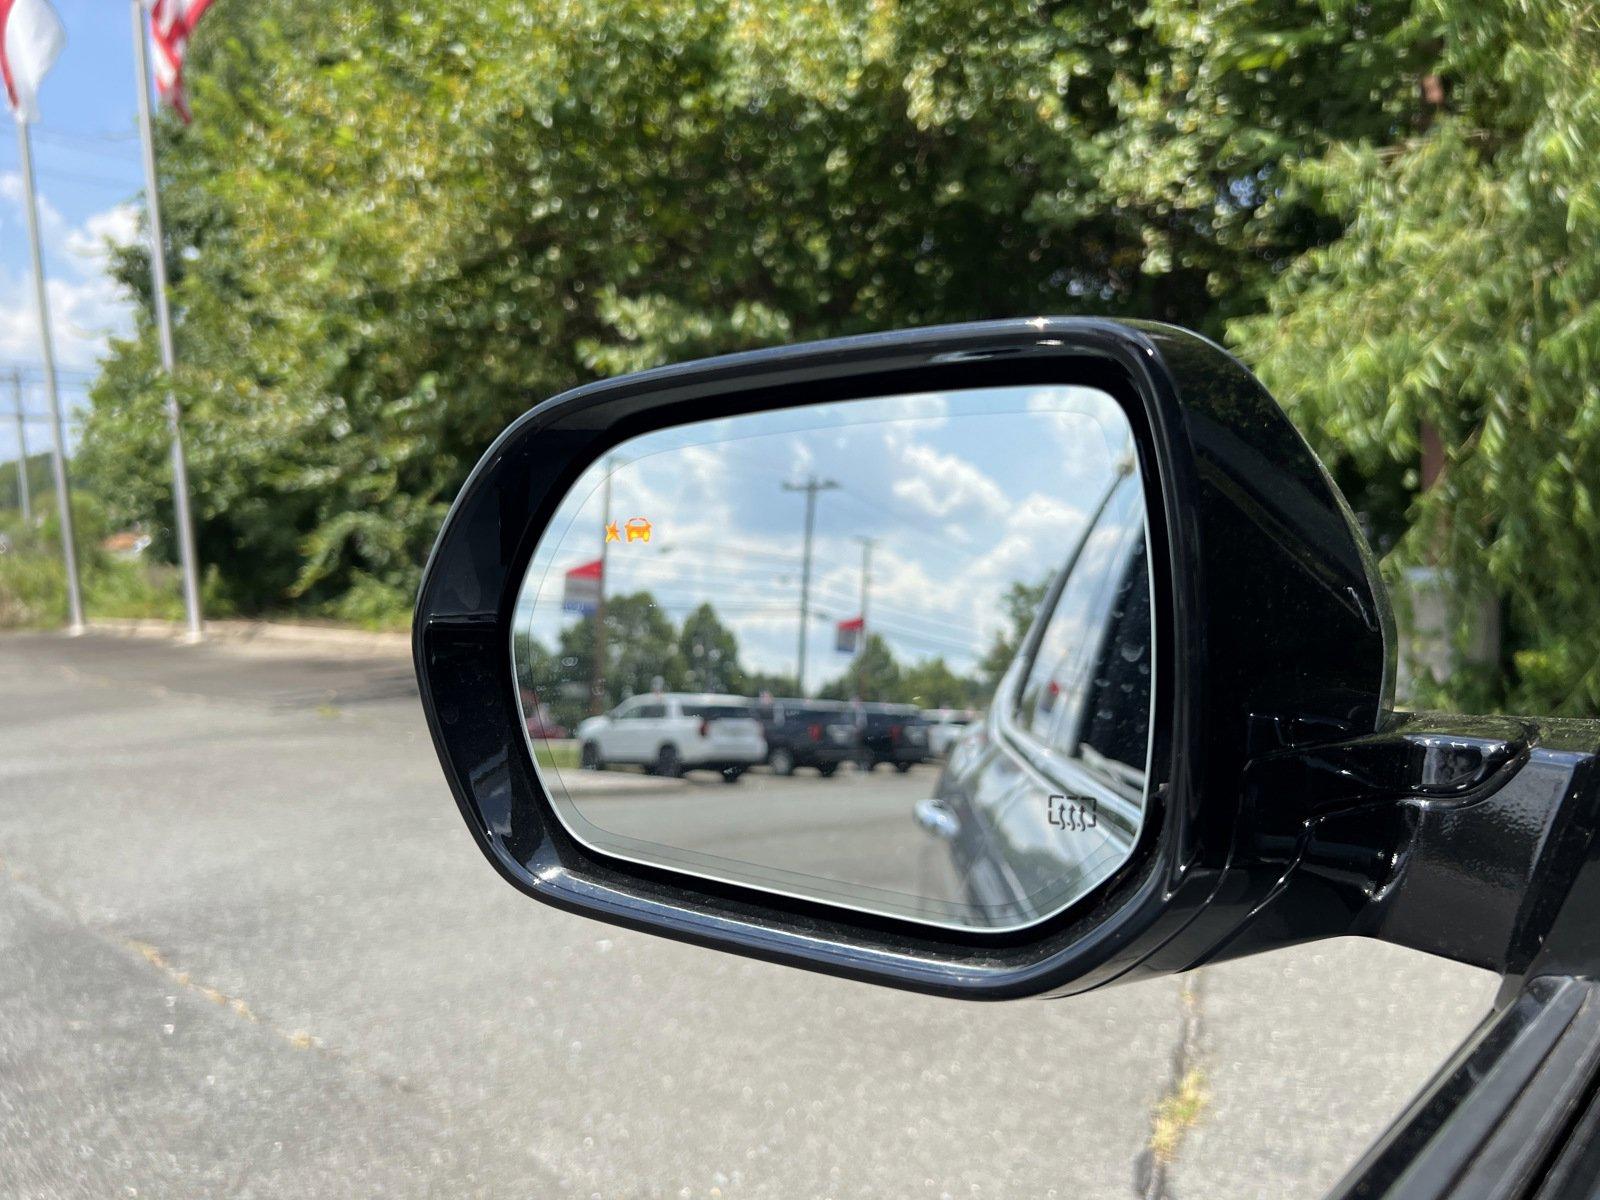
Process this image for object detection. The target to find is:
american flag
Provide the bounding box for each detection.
[149,0,214,122]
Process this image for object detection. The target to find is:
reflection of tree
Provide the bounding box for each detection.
[678,603,747,694]
[978,577,1052,690]
[814,635,985,707]
[556,591,687,722]
[519,592,993,725]
[744,670,800,698]
[900,657,986,709]
[816,634,899,702]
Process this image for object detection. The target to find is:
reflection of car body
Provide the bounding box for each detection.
[517,689,568,739]
[624,517,652,542]
[755,699,857,776]
[575,692,765,780]
[854,703,931,773]
[916,469,1151,927]
[921,708,976,757]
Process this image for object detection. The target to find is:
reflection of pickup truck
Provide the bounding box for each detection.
[855,703,931,773]
[755,699,857,776]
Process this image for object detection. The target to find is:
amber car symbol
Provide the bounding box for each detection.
[624,517,653,543]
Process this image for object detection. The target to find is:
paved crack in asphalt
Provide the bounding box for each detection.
[1135,974,1209,1200]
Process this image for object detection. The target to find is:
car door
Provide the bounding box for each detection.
[920,473,1148,927]
[631,700,669,762]
[604,698,647,762]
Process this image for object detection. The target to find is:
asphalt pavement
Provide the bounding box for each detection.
[0,631,1499,1199]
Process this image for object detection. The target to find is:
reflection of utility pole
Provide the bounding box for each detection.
[589,459,616,716]
[854,535,875,700]
[783,474,838,697]
[9,370,29,524]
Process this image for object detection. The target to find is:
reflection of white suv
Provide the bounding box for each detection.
[921,708,977,757]
[575,693,767,782]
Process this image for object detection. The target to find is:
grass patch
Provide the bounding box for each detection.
[1148,1066,1209,1165]
[533,741,580,770]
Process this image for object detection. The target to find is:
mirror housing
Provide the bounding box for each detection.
[413,318,1395,999]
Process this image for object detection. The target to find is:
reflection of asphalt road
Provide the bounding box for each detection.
[0,632,1498,1199]
[570,765,940,913]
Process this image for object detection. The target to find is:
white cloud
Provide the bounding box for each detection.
[0,178,136,376]
[64,202,139,263]
[889,440,1009,522]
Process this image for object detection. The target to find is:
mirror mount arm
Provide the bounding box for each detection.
[1196,715,1600,985]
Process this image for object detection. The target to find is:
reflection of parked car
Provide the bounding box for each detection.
[855,703,931,773]
[755,699,857,776]
[921,708,976,756]
[574,693,766,781]
[518,690,568,740]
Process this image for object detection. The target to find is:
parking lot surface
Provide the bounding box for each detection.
[0,631,1497,1198]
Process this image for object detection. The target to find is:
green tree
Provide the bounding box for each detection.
[900,657,984,710]
[979,578,1052,690]
[76,0,1425,622]
[744,670,800,699]
[678,602,747,694]
[818,633,900,702]
[1229,1,1600,716]
[558,591,686,715]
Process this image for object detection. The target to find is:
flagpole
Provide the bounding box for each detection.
[16,118,84,634]
[131,0,204,642]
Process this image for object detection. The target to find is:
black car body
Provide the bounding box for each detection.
[919,468,1151,925]
[754,699,857,776]
[418,319,1600,1197]
[855,703,932,773]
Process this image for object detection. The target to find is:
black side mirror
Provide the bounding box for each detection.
[413,318,1596,1001]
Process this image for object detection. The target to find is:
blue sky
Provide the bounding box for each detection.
[0,0,151,464]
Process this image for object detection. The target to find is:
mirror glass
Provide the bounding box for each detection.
[512,384,1153,931]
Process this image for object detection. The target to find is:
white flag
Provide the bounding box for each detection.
[0,0,65,123]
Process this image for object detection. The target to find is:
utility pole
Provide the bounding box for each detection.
[9,370,30,524]
[588,460,615,716]
[132,0,204,642]
[17,123,84,634]
[854,536,875,700]
[782,474,838,696]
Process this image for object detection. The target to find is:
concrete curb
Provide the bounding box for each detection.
[86,617,411,660]
[557,769,691,794]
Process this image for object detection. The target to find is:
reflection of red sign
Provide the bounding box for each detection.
[563,558,603,614]
[835,616,864,654]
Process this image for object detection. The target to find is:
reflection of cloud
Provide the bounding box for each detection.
[1026,387,1129,464]
[518,385,1138,689]
[889,441,1009,522]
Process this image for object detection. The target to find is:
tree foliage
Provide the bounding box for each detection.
[77,0,1422,620]
[1229,0,1600,714]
